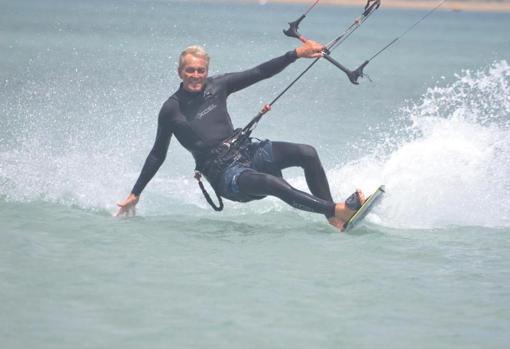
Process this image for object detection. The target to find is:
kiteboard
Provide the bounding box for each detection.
[343,185,385,232]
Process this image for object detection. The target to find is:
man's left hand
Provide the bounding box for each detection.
[296,40,325,59]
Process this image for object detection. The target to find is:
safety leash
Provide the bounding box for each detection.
[194,171,224,211]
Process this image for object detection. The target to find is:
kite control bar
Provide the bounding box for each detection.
[283,0,381,84]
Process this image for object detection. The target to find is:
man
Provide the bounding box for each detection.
[116,40,365,230]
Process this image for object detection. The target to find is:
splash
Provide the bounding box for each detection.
[1,61,509,229]
[0,58,174,211]
[329,60,510,229]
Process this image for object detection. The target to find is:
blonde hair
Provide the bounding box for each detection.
[178,45,210,71]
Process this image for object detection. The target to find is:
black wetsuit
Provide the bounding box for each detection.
[131,50,336,217]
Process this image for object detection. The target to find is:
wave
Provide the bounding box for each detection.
[2,61,509,230]
[326,60,510,229]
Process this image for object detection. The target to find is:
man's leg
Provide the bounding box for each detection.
[237,170,336,217]
[250,141,366,229]
[237,170,365,230]
[270,141,334,203]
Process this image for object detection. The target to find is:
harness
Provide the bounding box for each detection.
[194,128,252,211]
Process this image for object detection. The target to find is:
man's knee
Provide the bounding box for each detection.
[239,170,282,188]
[297,144,320,165]
[255,172,289,190]
[239,171,290,196]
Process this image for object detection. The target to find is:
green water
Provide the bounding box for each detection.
[1,1,510,348]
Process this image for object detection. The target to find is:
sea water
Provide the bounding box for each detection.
[1,1,509,348]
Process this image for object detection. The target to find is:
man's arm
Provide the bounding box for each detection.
[116,108,173,217]
[223,40,324,95]
[130,124,171,196]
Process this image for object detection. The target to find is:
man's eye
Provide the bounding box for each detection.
[185,68,206,74]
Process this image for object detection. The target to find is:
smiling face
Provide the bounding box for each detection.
[178,53,209,93]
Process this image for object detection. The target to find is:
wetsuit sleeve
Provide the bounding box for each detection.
[222,50,298,95]
[131,107,173,196]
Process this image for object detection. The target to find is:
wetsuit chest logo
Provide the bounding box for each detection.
[197,103,218,120]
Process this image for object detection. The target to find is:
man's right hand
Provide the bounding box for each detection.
[116,193,139,217]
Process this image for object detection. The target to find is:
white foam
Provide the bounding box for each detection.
[327,61,510,229]
[1,61,509,229]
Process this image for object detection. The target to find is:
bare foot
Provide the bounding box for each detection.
[327,189,366,231]
[328,216,344,230]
